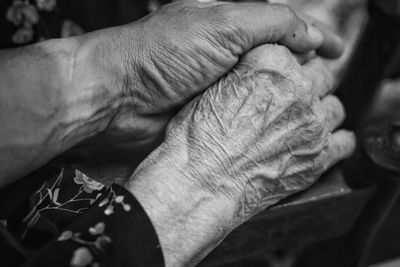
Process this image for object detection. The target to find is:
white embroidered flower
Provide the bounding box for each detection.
[104,205,114,216]
[74,170,104,193]
[35,0,57,12]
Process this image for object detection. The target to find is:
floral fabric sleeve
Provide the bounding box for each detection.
[22,182,164,267]
[5,166,165,267]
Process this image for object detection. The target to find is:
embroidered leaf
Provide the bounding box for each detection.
[53,188,61,205]
[98,198,109,207]
[53,199,93,209]
[46,188,52,201]
[76,207,89,213]
[53,167,64,188]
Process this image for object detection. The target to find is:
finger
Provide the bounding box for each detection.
[302,57,335,97]
[301,15,345,59]
[217,3,324,54]
[320,95,346,131]
[319,130,356,173]
[312,20,344,59]
[293,50,316,65]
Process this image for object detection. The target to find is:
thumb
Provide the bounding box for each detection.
[212,3,324,56]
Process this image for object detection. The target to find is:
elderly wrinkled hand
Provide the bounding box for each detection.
[166,44,355,220]
[126,44,356,266]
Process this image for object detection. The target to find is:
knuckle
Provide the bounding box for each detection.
[276,45,292,58]
[310,109,329,134]
[297,78,315,102]
[317,116,329,135]
[269,45,293,63]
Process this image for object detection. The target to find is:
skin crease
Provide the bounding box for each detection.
[126,44,356,267]
[84,0,335,151]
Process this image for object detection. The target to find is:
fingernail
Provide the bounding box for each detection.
[307,25,323,45]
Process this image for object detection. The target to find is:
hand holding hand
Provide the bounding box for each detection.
[76,0,343,154]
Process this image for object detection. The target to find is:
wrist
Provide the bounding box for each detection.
[44,30,130,146]
[13,37,120,150]
[0,37,125,185]
[124,145,236,266]
[71,24,159,138]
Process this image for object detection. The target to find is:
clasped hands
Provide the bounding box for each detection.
[70,1,355,266]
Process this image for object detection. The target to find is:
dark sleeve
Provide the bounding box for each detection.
[22,184,164,267]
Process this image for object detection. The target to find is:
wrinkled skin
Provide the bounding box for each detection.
[129,44,356,236]
[82,0,342,156]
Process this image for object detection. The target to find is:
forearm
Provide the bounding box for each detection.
[125,145,236,267]
[0,36,123,187]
